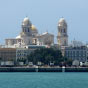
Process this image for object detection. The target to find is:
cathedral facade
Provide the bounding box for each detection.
[5,17,54,47]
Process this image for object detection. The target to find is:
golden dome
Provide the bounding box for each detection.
[31,25,37,31]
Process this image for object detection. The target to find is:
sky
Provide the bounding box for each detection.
[0,0,88,44]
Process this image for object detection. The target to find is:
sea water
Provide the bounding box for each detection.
[0,72,88,88]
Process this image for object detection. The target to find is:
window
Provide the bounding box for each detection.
[64,29,66,33]
[28,28,30,32]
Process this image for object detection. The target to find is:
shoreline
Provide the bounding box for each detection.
[0,67,88,72]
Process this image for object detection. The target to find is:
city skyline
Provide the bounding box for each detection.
[0,0,88,44]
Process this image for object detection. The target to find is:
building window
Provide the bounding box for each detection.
[64,29,66,33]
[28,28,30,32]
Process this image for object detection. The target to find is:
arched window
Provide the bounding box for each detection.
[25,28,27,32]
[28,28,30,32]
[23,29,24,32]
[64,40,67,45]
[64,29,66,33]
[59,29,61,32]
[61,29,63,33]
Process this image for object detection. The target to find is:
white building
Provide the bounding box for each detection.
[70,40,84,47]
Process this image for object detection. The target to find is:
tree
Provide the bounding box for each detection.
[27,48,64,66]
[66,59,72,66]
[0,57,2,61]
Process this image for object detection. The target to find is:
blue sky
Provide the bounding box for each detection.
[0,0,88,44]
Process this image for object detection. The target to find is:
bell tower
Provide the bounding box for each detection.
[57,18,68,47]
[21,17,32,36]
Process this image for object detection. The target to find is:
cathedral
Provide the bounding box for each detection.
[5,17,54,47]
[5,17,68,48]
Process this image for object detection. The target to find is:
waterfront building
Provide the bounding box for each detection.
[5,17,54,47]
[64,46,87,62]
[0,48,16,65]
[16,48,29,63]
[0,48,16,61]
[0,45,46,66]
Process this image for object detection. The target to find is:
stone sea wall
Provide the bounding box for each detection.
[0,67,88,72]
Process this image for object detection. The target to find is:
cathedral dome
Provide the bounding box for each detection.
[22,17,31,26]
[59,18,66,23]
[58,18,67,27]
[31,25,37,31]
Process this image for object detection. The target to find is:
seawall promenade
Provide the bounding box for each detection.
[0,67,88,72]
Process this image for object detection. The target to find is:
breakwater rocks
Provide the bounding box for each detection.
[0,67,88,72]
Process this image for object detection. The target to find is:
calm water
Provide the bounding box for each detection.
[0,72,88,88]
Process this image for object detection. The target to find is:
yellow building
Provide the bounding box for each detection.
[0,48,16,61]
